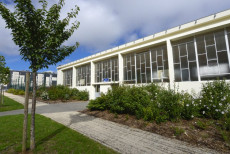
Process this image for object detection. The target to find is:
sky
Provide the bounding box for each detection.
[0,0,230,73]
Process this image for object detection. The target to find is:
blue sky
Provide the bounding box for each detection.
[1,0,230,73]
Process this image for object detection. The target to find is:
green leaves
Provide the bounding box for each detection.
[0,55,10,84]
[0,0,80,72]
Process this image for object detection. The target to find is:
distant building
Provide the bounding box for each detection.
[8,70,57,89]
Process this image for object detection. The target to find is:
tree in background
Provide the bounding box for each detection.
[0,0,80,151]
[0,55,10,105]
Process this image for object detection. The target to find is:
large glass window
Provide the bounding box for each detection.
[76,64,91,86]
[95,57,118,83]
[151,46,169,82]
[123,45,168,83]
[63,68,73,86]
[136,51,151,83]
[172,37,198,82]
[123,53,135,82]
[196,29,230,80]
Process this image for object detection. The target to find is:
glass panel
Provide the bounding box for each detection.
[206,45,216,59]
[124,67,127,80]
[131,54,135,65]
[181,56,188,69]
[137,69,141,83]
[157,56,163,66]
[208,60,218,75]
[218,51,230,73]
[136,56,140,68]
[215,30,226,51]
[205,33,215,46]
[141,64,145,73]
[173,46,180,63]
[128,71,131,80]
[189,62,198,81]
[146,52,150,67]
[141,74,146,83]
[179,44,187,56]
[196,36,206,54]
[163,46,168,60]
[132,66,135,80]
[174,64,181,81]
[198,54,207,67]
[187,42,196,61]
[152,62,157,70]
[151,50,156,62]
[152,69,157,78]
[182,69,189,81]
[146,68,151,83]
[141,54,145,62]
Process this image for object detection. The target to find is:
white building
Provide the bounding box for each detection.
[57,9,230,100]
[9,70,57,89]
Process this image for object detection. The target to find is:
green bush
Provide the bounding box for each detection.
[37,85,89,101]
[7,88,16,94]
[7,89,25,95]
[156,89,183,121]
[199,80,230,119]
[76,90,89,101]
[88,94,108,110]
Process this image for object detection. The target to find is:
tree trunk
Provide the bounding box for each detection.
[2,87,4,105]
[22,72,30,154]
[30,71,36,150]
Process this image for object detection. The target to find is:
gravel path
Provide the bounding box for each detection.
[1,93,218,154]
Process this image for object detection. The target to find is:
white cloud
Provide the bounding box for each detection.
[1,0,230,55]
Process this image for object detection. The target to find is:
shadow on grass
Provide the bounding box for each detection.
[36,126,66,147]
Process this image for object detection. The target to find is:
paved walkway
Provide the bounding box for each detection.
[1,93,217,154]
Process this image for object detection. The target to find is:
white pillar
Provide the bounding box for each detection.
[57,69,63,85]
[118,53,124,85]
[90,61,96,100]
[72,66,76,88]
[166,39,175,88]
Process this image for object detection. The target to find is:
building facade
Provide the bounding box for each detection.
[8,70,57,89]
[57,9,230,100]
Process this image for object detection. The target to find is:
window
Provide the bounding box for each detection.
[172,37,198,82]
[196,29,230,80]
[123,45,168,83]
[76,64,91,86]
[95,57,119,83]
[136,51,151,83]
[123,53,135,83]
[63,68,73,86]
[151,45,169,82]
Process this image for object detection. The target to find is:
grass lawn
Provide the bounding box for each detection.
[0,114,117,153]
[0,96,24,112]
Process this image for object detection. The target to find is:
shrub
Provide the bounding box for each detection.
[87,94,108,110]
[17,90,25,95]
[181,93,198,120]
[7,88,16,93]
[199,80,230,119]
[41,91,49,100]
[76,90,89,101]
[156,89,183,121]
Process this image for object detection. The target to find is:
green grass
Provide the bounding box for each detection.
[0,114,117,154]
[0,96,24,112]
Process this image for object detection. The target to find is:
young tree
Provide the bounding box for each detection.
[0,55,10,105]
[0,0,80,151]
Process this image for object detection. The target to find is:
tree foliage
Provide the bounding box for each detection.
[0,55,10,85]
[0,0,80,72]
